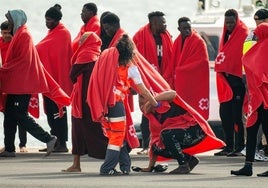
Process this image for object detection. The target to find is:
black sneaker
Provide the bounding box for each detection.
[214,148,233,156]
[230,166,252,176]
[169,163,190,174]
[188,156,199,171]
[257,171,268,177]
[227,148,244,157]
[121,170,130,175]
[100,169,122,176]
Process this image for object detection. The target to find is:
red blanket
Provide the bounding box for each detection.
[87,47,139,148]
[165,31,210,120]
[0,37,10,65]
[36,23,73,96]
[71,32,101,118]
[133,49,225,159]
[108,28,125,48]
[215,18,248,103]
[146,95,225,159]
[72,15,101,52]
[242,23,268,127]
[0,25,70,114]
[133,24,173,74]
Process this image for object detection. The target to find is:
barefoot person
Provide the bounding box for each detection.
[62,32,108,172]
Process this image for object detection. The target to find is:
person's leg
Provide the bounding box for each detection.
[43,96,56,136]
[100,102,126,175]
[0,95,19,156]
[63,116,86,172]
[161,129,190,174]
[231,107,261,176]
[137,115,150,154]
[62,154,81,172]
[44,97,68,152]
[15,95,56,155]
[215,101,234,155]
[257,108,268,177]
[53,106,68,152]
[18,125,27,152]
[119,141,131,174]
[233,86,245,151]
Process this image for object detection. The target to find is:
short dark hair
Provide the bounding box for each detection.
[224,9,238,19]
[0,21,9,30]
[84,3,97,15]
[178,17,191,26]
[116,34,135,65]
[45,4,62,21]
[100,11,111,24]
[148,11,165,21]
[101,12,120,27]
[254,8,268,20]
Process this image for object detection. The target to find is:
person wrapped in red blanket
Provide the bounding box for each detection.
[164,17,210,120]
[214,9,249,156]
[36,4,73,152]
[87,35,159,175]
[231,23,268,177]
[62,32,108,172]
[0,9,70,157]
[132,90,225,174]
[133,11,173,155]
[72,3,100,52]
[97,12,140,151]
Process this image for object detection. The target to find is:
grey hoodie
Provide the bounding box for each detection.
[8,9,27,34]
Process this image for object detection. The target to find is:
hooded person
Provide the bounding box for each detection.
[0,9,70,157]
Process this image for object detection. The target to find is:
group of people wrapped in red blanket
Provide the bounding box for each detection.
[7,2,264,177]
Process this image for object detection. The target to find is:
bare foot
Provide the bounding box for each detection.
[0,147,5,153]
[61,166,81,173]
[20,147,28,153]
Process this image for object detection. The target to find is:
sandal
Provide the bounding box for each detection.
[137,149,148,155]
[131,164,168,172]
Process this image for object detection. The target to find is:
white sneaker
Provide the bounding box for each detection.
[45,136,57,157]
[255,152,268,162]
[241,147,246,156]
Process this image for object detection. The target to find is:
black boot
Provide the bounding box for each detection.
[231,162,252,176]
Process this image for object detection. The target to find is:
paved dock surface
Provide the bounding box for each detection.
[0,149,267,188]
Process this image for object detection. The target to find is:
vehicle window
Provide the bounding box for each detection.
[200,32,219,61]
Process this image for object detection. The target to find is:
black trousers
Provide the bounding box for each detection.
[18,126,27,147]
[4,94,52,152]
[245,105,268,162]
[43,96,68,144]
[160,125,205,164]
[140,115,150,149]
[219,85,245,150]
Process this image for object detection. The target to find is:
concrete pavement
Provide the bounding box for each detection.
[0,149,267,188]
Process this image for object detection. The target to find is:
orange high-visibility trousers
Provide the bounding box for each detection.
[105,120,126,147]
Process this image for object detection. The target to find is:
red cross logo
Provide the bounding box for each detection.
[215,52,225,64]
[198,98,209,110]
